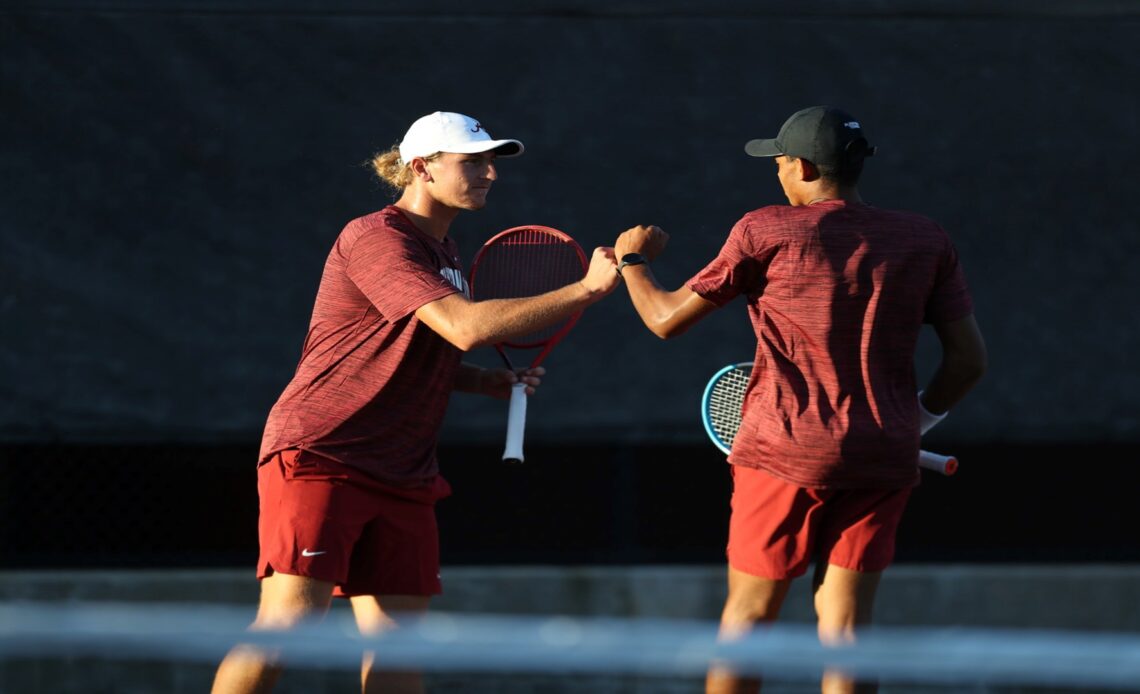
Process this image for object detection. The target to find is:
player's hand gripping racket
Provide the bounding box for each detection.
[469,225,589,464]
[701,362,958,475]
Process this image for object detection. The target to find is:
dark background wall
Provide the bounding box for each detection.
[2,1,1138,568]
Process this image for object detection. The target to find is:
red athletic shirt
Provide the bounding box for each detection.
[259,206,467,486]
[687,200,973,489]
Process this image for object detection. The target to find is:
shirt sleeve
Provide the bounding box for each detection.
[685,215,770,307]
[924,231,974,324]
[344,224,460,322]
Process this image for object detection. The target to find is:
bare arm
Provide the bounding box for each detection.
[921,314,988,414]
[615,224,718,339]
[453,362,489,393]
[620,265,718,339]
[415,246,619,351]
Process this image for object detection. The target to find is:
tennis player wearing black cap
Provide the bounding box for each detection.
[614,106,986,694]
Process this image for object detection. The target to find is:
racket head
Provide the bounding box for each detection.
[469,225,589,352]
[701,362,754,455]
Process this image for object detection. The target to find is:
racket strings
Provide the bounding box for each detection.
[471,229,587,345]
[706,366,752,447]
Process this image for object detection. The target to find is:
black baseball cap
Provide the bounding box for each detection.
[745,106,876,167]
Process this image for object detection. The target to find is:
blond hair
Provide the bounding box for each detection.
[370,145,440,194]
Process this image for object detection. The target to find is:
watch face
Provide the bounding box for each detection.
[621,253,645,264]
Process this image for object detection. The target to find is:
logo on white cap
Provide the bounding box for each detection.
[399,112,524,163]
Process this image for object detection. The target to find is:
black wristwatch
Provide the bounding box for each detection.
[616,253,647,276]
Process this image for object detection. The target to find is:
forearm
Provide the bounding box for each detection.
[921,357,985,414]
[622,265,714,339]
[470,282,600,347]
[923,314,988,414]
[453,362,488,394]
[418,281,602,351]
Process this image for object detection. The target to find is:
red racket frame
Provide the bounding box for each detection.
[469,225,589,369]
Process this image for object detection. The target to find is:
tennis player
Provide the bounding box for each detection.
[212,111,619,694]
[614,106,987,694]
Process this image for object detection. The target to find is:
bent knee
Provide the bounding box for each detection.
[721,574,791,631]
[817,621,860,647]
[723,593,780,626]
[252,573,336,629]
[352,595,432,634]
[251,604,328,631]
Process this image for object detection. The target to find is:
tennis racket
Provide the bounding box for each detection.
[469,225,589,464]
[701,362,958,475]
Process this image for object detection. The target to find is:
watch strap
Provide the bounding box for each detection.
[617,254,647,276]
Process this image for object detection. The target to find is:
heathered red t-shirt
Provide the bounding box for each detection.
[687,200,973,489]
[259,206,467,486]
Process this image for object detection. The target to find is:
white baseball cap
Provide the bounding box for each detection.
[398,111,524,163]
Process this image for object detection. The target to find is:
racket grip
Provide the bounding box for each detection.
[919,449,958,476]
[502,382,527,464]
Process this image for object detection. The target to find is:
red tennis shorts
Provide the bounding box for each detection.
[726,464,911,579]
[257,449,452,597]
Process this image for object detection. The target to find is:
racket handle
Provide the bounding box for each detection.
[919,449,958,476]
[502,382,527,464]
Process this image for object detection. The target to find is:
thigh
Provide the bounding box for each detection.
[335,476,451,599]
[720,565,793,634]
[258,450,376,585]
[350,595,432,634]
[816,486,911,574]
[727,465,827,580]
[812,563,881,639]
[253,572,337,629]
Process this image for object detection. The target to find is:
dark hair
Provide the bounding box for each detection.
[787,153,866,186]
[817,158,865,186]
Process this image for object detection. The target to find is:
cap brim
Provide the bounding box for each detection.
[744,138,781,158]
[451,139,525,158]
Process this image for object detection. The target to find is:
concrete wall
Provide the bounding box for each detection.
[3,2,1139,447]
[3,565,1140,693]
[6,565,1140,629]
